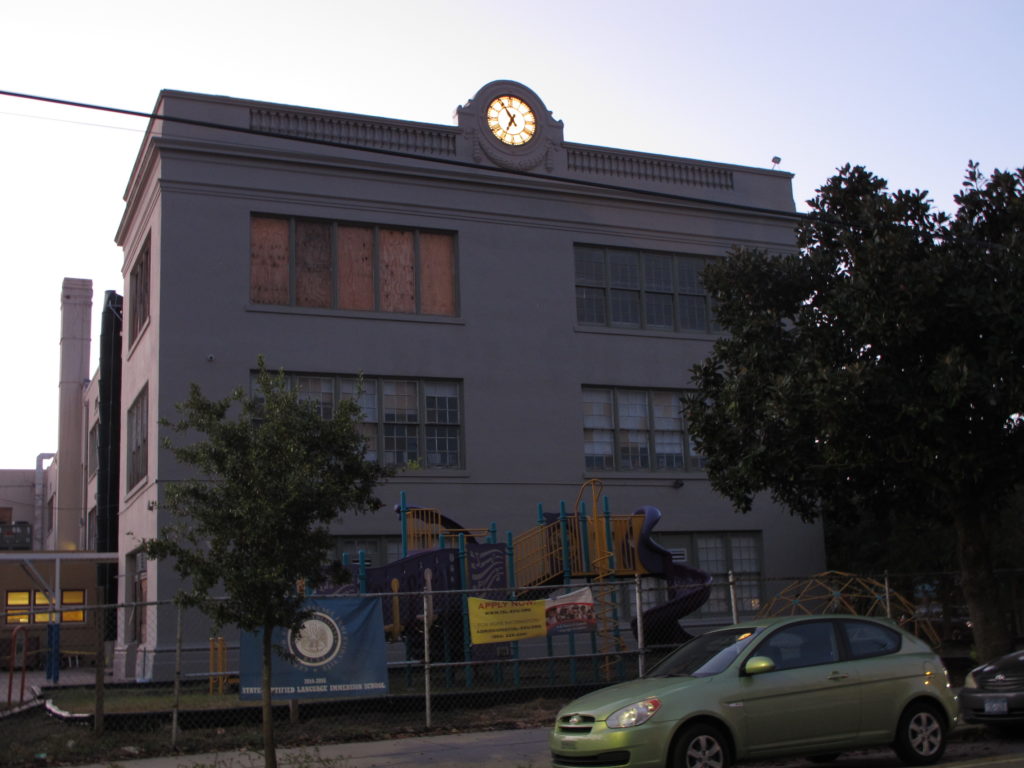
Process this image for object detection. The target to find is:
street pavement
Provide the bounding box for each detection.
[70,727,552,768]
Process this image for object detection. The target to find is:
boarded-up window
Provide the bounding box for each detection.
[251,215,456,316]
[295,220,332,308]
[379,229,416,313]
[338,225,375,310]
[250,217,290,304]
[419,232,456,315]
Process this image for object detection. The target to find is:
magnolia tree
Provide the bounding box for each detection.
[686,163,1024,662]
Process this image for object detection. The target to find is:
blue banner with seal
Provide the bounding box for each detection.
[239,597,388,700]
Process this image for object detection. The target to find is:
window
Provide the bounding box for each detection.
[841,619,901,659]
[696,532,762,617]
[4,589,86,624]
[250,215,457,316]
[256,373,463,470]
[575,244,719,333]
[332,536,402,568]
[88,422,99,478]
[130,551,148,642]
[128,240,150,346]
[126,385,148,490]
[755,621,839,670]
[582,387,704,471]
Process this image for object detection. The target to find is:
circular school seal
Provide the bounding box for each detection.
[287,611,346,667]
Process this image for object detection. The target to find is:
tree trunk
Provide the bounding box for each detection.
[952,504,1012,662]
[261,625,278,768]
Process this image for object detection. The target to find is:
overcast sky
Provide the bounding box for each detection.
[1,0,1021,469]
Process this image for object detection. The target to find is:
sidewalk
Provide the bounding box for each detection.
[70,727,552,768]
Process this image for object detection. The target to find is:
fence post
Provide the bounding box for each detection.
[422,586,432,730]
[634,574,645,678]
[94,606,105,735]
[172,602,183,748]
[728,570,739,625]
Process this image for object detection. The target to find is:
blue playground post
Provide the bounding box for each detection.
[399,491,409,557]
[46,621,61,683]
[458,533,473,687]
[506,530,521,686]
[560,501,577,684]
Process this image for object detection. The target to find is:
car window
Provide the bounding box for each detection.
[754,621,839,670]
[647,627,762,678]
[840,619,901,659]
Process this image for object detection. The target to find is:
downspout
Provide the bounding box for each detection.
[34,453,55,550]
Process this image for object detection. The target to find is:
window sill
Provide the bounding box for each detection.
[246,303,465,326]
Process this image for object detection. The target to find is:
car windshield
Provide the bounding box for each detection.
[646,627,763,678]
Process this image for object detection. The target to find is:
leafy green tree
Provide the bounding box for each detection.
[686,163,1024,661]
[141,360,390,768]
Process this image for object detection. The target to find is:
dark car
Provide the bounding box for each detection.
[959,649,1024,732]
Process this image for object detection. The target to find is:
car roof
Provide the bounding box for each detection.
[718,614,901,631]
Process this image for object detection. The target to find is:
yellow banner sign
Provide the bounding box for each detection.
[468,597,547,644]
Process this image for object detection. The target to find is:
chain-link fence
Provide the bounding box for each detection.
[3,569,1022,750]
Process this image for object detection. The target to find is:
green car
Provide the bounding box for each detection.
[550,614,958,768]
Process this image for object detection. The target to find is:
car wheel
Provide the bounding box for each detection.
[892,701,946,765]
[672,722,732,768]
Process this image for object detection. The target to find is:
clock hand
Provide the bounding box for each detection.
[505,108,518,127]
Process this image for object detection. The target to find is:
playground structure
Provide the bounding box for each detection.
[315,481,713,680]
[758,570,943,646]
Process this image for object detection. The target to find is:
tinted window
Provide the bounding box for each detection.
[755,621,840,670]
[841,620,901,659]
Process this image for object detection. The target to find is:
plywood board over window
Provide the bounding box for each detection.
[295,220,332,308]
[379,229,416,313]
[419,232,456,315]
[250,217,290,304]
[338,225,375,311]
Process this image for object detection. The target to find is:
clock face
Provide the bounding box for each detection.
[486,95,537,146]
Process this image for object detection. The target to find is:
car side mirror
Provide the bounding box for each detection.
[744,656,776,676]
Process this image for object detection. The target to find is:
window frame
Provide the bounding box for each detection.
[128,238,151,347]
[256,372,464,471]
[4,589,87,624]
[582,386,704,472]
[126,385,149,491]
[250,214,459,317]
[575,244,719,334]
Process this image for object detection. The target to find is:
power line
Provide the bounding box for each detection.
[0,88,804,221]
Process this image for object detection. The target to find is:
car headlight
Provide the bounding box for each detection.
[607,698,661,729]
[963,671,978,689]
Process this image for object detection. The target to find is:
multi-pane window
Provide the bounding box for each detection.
[651,532,763,619]
[128,240,150,346]
[575,244,718,333]
[259,373,463,470]
[250,215,458,316]
[331,536,402,568]
[126,386,148,490]
[698,533,762,617]
[582,387,704,471]
[4,589,86,624]
[88,422,99,478]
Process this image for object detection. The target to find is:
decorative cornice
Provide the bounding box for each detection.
[566,146,734,190]
[249,108,458,157]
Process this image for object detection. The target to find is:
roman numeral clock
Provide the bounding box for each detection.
[458,81,564,172]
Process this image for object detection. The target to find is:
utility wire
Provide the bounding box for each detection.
[0,88,804,221]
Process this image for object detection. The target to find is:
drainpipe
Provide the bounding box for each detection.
[34,453,55,550]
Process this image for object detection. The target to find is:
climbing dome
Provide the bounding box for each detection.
[758,570,941,647]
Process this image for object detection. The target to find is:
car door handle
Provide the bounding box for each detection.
[827,672,849,681]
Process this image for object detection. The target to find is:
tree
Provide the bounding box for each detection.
[686,163,1024,662]
[141,360,390,768]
